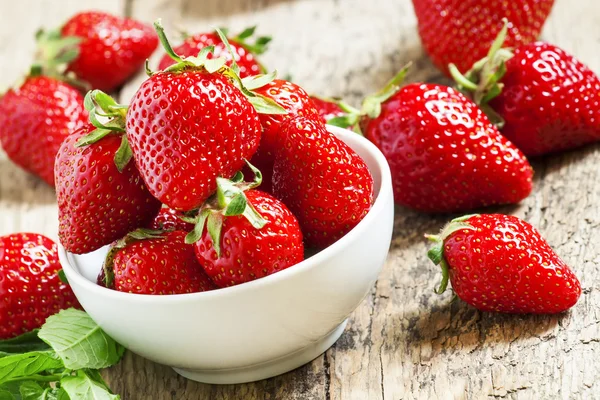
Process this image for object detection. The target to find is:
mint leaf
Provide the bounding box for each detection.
[0,352,62,383]
[0,389,15,400]
[0,332,50,354]
[38,309,125,370]
[61,370,118,400]
[19,382,66,400]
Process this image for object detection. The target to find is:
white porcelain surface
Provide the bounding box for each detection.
[59,125,394,384]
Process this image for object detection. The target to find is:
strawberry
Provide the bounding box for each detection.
[412,0,554,76]
[0,233,80,338]
[102,229,215,295]
[451,24,600,156]
[55,91,161,254]
[359,67,533,213]
[126,23,283,211]
[310,96,346,124]
[158,26,270,78]
[426,214,581,314]
[148,207,194,232]
[272,116,373,248]
[36,11,158,92]
[0,76,87,186]
[243,77,322,192]
[186,166,304,287]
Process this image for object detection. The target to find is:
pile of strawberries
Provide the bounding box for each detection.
[1,0,599,340]
[0,13,374,338]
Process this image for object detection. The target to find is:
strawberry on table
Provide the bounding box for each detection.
[158,26,270,78]
[126,22,284,211]
[55,90,161,254]
[187,165,304,288]
[0,76,87,186]
[452,22,600,156]
[360,66,533,213]
[272,116,373,248]
[426,214,581,314]
[101,229,215,295]
[35,11,158,92]
[0,233,80,339]
[412,0,554,76]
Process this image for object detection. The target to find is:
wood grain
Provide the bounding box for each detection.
[1,0,600,398]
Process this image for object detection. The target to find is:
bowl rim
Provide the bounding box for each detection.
[59,124,393,303]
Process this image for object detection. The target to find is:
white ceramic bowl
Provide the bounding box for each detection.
[59,125,394,384]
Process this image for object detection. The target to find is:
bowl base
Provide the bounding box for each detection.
[173,319,348,384]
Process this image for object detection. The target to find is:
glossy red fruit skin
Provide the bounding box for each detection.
[126,70,261,211]
[55,125,161,254]
[248,80,321,192]
[148,207,194,232]
[112,230,215,295]
[362,83,533,213]
[412,0,554,75]
[272,117,374,248]
[0,76,87,186]
[194,190,304,288]
[310,96,343,123]
[489,42,600,156]
[443,214,581,313]
[62,11,158,92]
[0,233,80,339]
[158,32,260,78]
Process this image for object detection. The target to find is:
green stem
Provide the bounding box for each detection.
[154,19,183,63]
[435,259,450,294]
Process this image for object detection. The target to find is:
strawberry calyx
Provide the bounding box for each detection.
[151,20,286,116]
[425,214,478,294]
[224,26,272,57]
[101,228,165,288]
[75,90,132,172]
[31,28,90,90]
[311,95,363,133]
[360,63,412,120]
[184,162,267,257]
[449,19,515,128]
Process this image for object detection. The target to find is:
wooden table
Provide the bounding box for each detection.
[1,0,599,398]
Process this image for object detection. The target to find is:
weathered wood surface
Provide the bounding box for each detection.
[1,0,600,398]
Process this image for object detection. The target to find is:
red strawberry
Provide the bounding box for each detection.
[102,229,215,295]
[0,233,80,338]
[126,23,283,211]
[360,68,533,213]
[310,96,345,123]
[452,27,600,156]
[0,76,87,186]
[158,26,270,78]
[426,214,581,314]
[148,207,194,232]
[187,167,303,287]
[272,117,373,248]
[412,0,554,75]
[47,11,158,92]
[244,78,322,192]
[55,91,161,254]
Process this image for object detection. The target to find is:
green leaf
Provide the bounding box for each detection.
[242,203,267,230]
[75,129,113,148]
[38,309,125,371]
[113,136,133,173]
[203,57,227,74]
[154,19,182,64]
[57,270,68,285]
[0,352,62,383]
[327,114,360,129]
[61,370,118,400]
[215,28,240,77]
[206,213,224,257]
[241,70,277,91]
[184,210,209,244]
[0,332,50,354]
[0,389,15,400]
[224,194,247,216]
[361,63,411,119]
[236,26,256,40]
[246,95,287,115]
[19,381,53,400]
